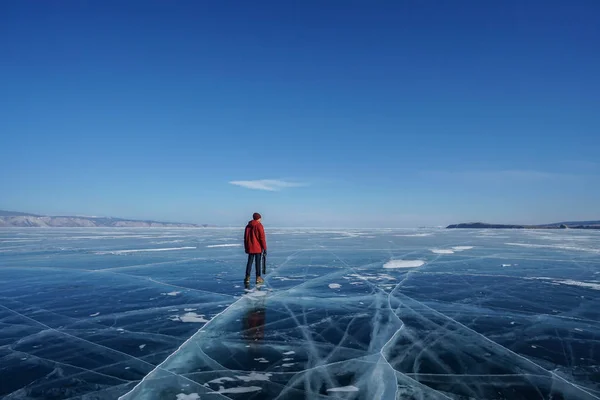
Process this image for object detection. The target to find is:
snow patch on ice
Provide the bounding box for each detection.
[216,386,261,394]
[139,344,146,350]
[235,372,272,382]
[553,279,600,290]
[327,385,359,392]
[452,246,474,251]
[152,240,184,244]
[273,276,301,281]
[246,290,267,298]
[328,283,341,289]
[162,291,180,296]
[383,260,425,269]
[283,351,295,355]
[208,377,236,384]
[176,393,200,400]
[89,312,100,317]
[207,243,242,248]
[506,242,600,253]
[170,312,209,323]
[431,249,454,254]
[96,247,196,255]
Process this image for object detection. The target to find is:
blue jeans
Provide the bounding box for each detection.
[245,253,262,278]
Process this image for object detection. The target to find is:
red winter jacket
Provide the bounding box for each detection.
[244,220,267,254]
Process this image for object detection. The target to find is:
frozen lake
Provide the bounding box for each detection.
[1,228,599,399]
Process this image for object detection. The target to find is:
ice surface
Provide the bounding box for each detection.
[1,227,600,399]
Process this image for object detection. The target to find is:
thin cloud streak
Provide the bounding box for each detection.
[229,179,306,191]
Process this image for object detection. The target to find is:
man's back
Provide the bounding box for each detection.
[244,213,267,285]
[244,219,267,254]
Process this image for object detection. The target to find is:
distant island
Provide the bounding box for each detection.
[0,210,210,228]
[447,221,600,230]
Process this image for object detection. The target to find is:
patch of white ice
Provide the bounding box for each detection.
[216,386,261,394]
[430,249,454,254]
[235,372,272,382]
[553,279,600,290]
[327,385,359,392]
[170,312,209,323]
[96,247,196,255]
[328,283,341,289]
[208,377,236,384]
[452,246,473,251]
[505,243,600,253]
[383,260,425,269]
[176,393,200,400]
[246,290,267,298]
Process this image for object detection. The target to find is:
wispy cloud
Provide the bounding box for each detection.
[229,179,306,191]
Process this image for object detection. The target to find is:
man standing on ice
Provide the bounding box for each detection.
[244,212,267,285]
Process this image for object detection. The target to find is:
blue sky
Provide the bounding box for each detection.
[1,1,599,227]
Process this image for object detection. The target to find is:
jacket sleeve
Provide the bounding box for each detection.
[258,224,267,251]
[243,227,249,253]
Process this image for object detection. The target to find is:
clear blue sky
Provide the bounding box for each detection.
[1,1,599,227]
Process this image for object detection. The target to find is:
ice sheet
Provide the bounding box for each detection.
[1,227,599,399]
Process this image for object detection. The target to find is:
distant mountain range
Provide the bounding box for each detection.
[0,210,210,228]
[447,221,600,230]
